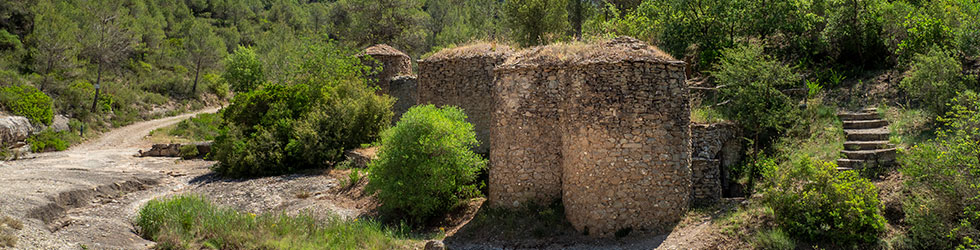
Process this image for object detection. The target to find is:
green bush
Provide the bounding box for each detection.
[899,46,968,114]
[898,91,980,249]
[27,129,72,152]
[203,73,230,100]
[761,157,885,244]
[223,46,265,92]
[0,84,53,125]
[366,105,487,223]
[713,43,802,148]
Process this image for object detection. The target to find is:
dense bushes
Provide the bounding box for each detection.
[169,112,222,142]
[0,84,53,125]
[211,80,392,177]
[762,157,886,244]
[898,91,980,249]
[899,46,971,114]
[714,44,802,148]
[367,105,487,223]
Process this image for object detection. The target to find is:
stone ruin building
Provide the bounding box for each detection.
[489,37,691,236]
[690,123,742,204]
[362,38,742,237]
[417,43,514,154]
[360,44,416,122]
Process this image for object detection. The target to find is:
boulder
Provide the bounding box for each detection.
[0,116,37,145]
[139,144,182,157]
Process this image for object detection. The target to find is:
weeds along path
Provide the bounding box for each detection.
[0,107,219,250]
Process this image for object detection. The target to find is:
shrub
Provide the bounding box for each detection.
[27,129,71,152]
[136,195,406,249]
[212,40,392,177]
[899,46,967,114]
[761,157,885,244]
[713,43,802,148]
[203,73,230,100]
[898,91,980,249]
[0,84,53,125]
[366,105,487,223]
[223,45,265,92]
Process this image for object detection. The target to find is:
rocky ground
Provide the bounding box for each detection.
[0,107,739,250]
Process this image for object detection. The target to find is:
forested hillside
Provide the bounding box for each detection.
[1,0,979,249]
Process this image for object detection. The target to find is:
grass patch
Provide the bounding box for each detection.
[774,100,843,163]
[751,228,794,250]
[27,129,81,152]
[691,105,728,124]
[148,112,222,144]
[878,104,933,148]
[136,195,417,249]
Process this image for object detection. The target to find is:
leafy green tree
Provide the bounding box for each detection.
[503,0,570,46]
[714,43,802,149]
[184,19,226,95]
[28,0,80,92]
[367,105,487,223]
[222,46,265,92]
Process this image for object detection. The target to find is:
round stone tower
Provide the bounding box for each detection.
[491,37,691,236]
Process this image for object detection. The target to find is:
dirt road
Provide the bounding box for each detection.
[0,108,219,250]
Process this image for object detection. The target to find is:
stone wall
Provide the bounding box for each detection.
[490,37,691,237]
[417,43,513,154]
[389,75,417,124]
[690,123,742,204]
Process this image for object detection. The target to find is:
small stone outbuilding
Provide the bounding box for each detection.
[490,37,691,236]
[417,43,513,154]
[360,44,416,123]
[690,123,742,204]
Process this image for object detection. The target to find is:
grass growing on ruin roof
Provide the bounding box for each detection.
[422,40,516,61]
[136,195,421,249]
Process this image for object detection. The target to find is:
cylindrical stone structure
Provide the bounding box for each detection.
[491,37,691,237]
[417,43,512,154]
[360,44,413,95]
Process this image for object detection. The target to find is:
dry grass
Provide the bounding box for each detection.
[0,215,23,248]
[362,44,409,57]
[422,41,515,61]
[502,37,676,67]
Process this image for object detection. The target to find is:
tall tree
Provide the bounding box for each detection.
[184,19,226,95]
[332,0,431,57]
[79,0,135,113]
[503,0,570,46]
[28,0,80,92]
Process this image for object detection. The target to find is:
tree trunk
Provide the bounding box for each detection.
[192,58,202,95]
[91,63,102,113]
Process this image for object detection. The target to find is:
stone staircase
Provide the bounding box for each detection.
[837,107,896,170]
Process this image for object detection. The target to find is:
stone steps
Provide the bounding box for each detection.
[843,119,889,129]
[844,140,893,150]
[837,108,895,171]
[839,112,880,121]
[844,128,890,141]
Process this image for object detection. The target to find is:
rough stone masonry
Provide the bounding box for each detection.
[490,37,691,237]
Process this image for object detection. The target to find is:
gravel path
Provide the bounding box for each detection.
[0,108,218,250]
